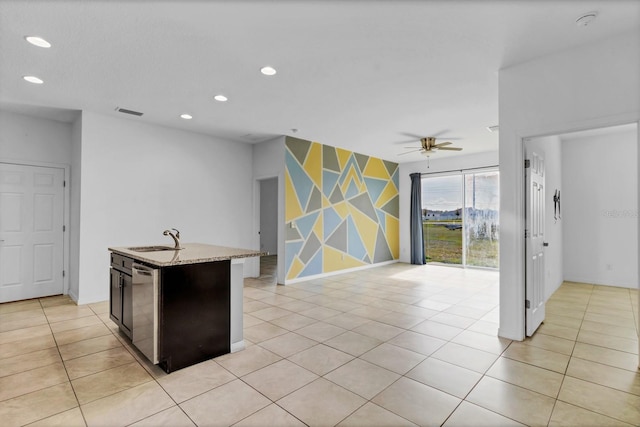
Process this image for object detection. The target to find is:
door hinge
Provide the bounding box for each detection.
[63,225,66,232]
[62,270,65,277]
[524,159,531,169]
[63,180,66,187]
[524,229,529,238]
[525,299,530,309]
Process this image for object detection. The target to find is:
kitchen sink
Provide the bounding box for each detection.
[127,245,179,252]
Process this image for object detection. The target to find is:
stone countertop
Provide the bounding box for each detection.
[108,243,266,267]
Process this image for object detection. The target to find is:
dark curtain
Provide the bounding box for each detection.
[410,173,425,264]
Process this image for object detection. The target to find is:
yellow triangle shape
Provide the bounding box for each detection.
[287,257,305,280]
[363,158,390,179]
[285,169,304,222]
[348,204,379,260]
[386,215,400,259]
[334,201,350,218]
[304,142,322,188]
[323,247,366,273]
[375,181,398,208]
[336,148,351,171]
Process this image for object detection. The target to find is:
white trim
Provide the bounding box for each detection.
[285,260,398,285]
[0,159,71,300]
[231,340,245,353]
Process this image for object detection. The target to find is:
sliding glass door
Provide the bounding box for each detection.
[421,170,499,268]
[464,171,500,268]
[422,175,463,264]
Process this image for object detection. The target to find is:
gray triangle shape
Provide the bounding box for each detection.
[354,153,369,174]
[380,195,399,218]
[329,185,344,204]
[323,144,341,172]
[363,254,371,264]
[299,232,322,264]
[348,193,378,222]
[373,226,393,263]
[306,186,322,213]
[286,136,312,165]
[326,220,347,253]
[383,160,398,176]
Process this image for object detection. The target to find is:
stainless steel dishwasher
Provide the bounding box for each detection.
[132,263,159,363]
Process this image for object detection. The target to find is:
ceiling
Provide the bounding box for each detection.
[1,1,638,163]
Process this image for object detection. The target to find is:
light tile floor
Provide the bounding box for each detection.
[1,256,638,426]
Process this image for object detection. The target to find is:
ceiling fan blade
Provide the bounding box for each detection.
[433,141,452,147]
[397,149,423,156]
[436,146,463,151]
[399,132,424,140]
[392,139,420,145]
[403,146,421,149]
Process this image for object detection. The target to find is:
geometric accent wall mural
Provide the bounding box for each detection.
[285,136,399,280]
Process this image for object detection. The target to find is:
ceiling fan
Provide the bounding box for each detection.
[399,136,463,156]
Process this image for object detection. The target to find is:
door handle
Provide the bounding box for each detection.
[543,242,549,247]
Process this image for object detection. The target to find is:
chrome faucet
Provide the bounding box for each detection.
[163,228,182,250]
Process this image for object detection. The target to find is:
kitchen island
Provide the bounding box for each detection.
[108,243,264,373]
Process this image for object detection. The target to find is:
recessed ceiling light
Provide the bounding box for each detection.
[214,94,228,102]
[260,66,277,76]
[180,113,193,120]
[25,36,51,48]
[23,75,44,84]
[576,11,598,27]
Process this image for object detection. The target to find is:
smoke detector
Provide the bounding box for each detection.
[576,11,598,27]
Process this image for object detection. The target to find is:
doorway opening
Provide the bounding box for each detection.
[421,169,500,268]
[259,177,278,283]
[523,122,638,336]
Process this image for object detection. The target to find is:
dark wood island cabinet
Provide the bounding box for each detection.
[108,243,263,373]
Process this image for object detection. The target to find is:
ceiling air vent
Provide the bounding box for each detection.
[115,107,143,116]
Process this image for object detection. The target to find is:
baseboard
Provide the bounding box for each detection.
[284,260,399,285]
[231,340,245,353]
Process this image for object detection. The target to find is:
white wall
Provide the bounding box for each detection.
[69,114,83,301]
[0,110,72,165]
[399,151,499,263]
[76,111,254,304]
[252,136,285,283]
[498,31,640,340]
[525,135,563,299]
[562,128,638,288]
[259,177,278,254]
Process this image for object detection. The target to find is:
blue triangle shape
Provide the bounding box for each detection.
[376,209,386,232]
[323,170,340,198]
[345,179,359,199]
[286,150,314,209]
[295,211,320,240]
[300,249,323,277]
[364,177,388,204]
[323,207,342,239]
[347,216,367,260]
[284,241,303,275]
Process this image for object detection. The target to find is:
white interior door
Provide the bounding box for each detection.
[0,163,65,303]
[525,149,546,336]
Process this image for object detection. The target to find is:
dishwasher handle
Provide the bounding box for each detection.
[132,263,155,276]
